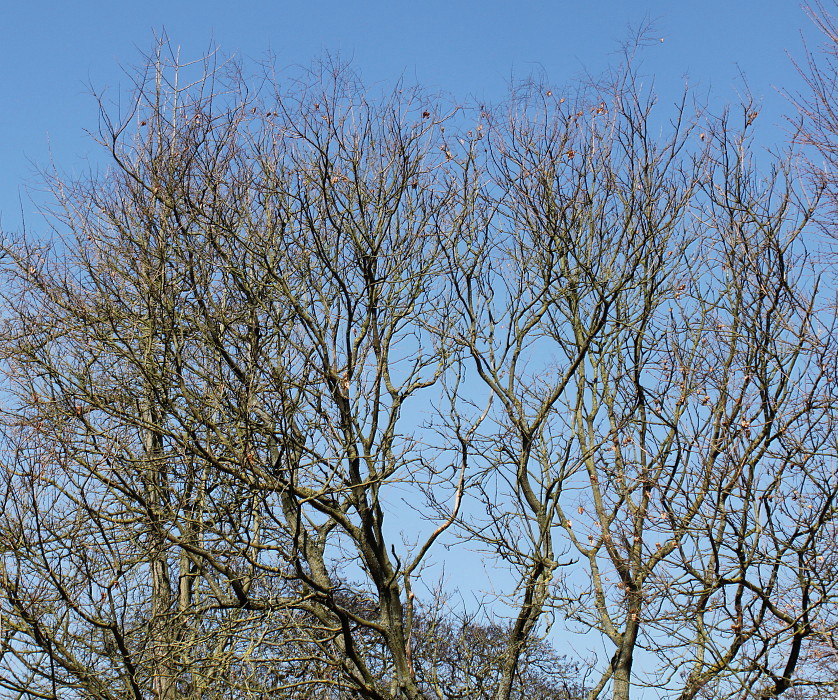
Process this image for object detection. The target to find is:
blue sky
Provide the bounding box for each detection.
[0,2,826,233]
[0,3,830,690]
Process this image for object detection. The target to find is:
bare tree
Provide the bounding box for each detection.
[439,63,838,700]
[0,45,463,700]
[795,1,838,224]
[0,38,835,700]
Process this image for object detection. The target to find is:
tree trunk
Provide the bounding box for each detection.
[611,596,641,700]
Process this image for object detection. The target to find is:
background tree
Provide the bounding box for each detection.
[0,39,836,700]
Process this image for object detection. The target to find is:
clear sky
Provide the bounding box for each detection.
[0,4,829,691]
[0,1,826,233]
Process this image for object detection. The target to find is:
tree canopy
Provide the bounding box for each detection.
[1,27,838,700]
